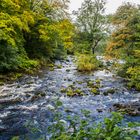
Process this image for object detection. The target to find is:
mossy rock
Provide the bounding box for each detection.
[77,81,83,84]
[0,81,4,86]
[57,65,63,69]
[16,85,20,88]
[68,78,72,81]
[66,89,75,97]
[35,91,46,97]
[103,92,109,96]
[91,88,100,95]
[95,79,101,84]
[97,108,103,113]
[48,63,54,67]
[74,88,84,96]
[107,88,115,94]
[26,94,31,98]
[31,95,40,102]
[87,81,94,87]
[31,91,46,101]
[50,67,54,71]
[113,102,140,116]
[68,85,75,89]
[73,81,76,84]
[61,88,67,93]
[66,87,84,97]
[103,88,115,96]
[66,69,71,72]
[87,81,100,89]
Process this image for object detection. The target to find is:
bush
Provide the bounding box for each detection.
[54,45,67,60]
[11,100,140,140]
[76,54,100,72]
[0,45,19,72]
[126,66,140,90]
[117,51,140,91]
[17,57,39,70]
[48,111,139,140]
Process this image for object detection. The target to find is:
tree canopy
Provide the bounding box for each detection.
[0,0,74,72]
[74,0,108,54]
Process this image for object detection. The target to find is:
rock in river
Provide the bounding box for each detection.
[113,101,140,116]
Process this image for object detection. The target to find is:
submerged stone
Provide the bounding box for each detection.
[0,98,22,105]
[30,91,45,102]
[66,69,71,72]
[97,108,103,113]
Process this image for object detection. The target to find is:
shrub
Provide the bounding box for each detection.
[0,45,19,72]
[11,100,140,140]
[48,111,139,140]
[76,54,100,72]
[126,66,140,90]
[54,45,67,60]
[117,51,140,91]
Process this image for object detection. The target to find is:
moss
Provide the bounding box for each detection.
[66,88,75,97]
[87,80,100,89]
[61,88,67,93]
[77,81,83,84]
[48,63,54,67]
[91,88,100,95]
[107,89,115,94]
[9,73,23,81]
[0,80,4,86]
[103,88,115,96]
[95,79,101,84]
[87,81,94,87]
[57,65,63,69]
[74,88,83,95]
[63,86,84,97]
[68,85,75,89]
[50,67,54,71]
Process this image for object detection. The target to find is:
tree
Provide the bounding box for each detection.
[106,2,140,90]
[0,0,74,72]
[74,0,107,54]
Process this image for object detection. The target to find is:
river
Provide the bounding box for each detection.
[0,56,140,140]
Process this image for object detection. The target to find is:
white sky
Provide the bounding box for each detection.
[69,0,140,14]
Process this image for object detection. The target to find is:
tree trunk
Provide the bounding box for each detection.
[92,47,95,54]
[91,37,102,54]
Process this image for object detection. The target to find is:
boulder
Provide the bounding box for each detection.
[113,101,140,116]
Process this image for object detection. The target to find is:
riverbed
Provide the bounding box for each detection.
[0,56,140,140]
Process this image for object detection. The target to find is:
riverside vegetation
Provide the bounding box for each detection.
[0,0,140,140]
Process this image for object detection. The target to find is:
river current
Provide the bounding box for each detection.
[0,56,140,140]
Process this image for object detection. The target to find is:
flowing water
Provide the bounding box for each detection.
[0,56,140,140]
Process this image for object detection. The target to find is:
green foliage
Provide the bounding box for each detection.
[0,0,74,73]
[76,54,101,72]
[48,111,139,140]
[54,45,67,60]
[11,100,140,140]
[11,136,19,140]
[106,3,140,90]
[74,0,108,54]
[126,66,140,90]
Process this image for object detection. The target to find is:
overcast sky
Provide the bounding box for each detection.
[69,0,140,14]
